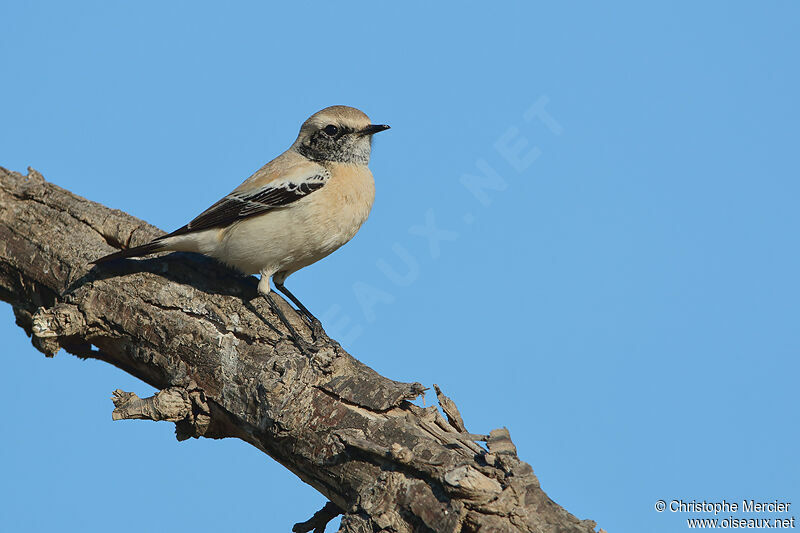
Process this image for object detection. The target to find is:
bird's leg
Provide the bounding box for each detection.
[258,276,315,353]
[274,281,316,323]
[274,281,330,345]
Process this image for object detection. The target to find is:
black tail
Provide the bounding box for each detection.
[92,240,167,264]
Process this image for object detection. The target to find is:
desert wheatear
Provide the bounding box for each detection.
[95,105,389,344]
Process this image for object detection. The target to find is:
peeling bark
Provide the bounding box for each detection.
[0,166,599,533]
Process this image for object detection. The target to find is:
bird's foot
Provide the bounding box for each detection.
[285,318,330,355]
[309,317,329,344]
[260,290,337,355]
[289,318,337,355]
[290,333,318,355]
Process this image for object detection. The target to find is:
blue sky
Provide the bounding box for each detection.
[1,2,798,532]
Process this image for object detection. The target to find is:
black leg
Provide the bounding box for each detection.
[274,281,317,323]
[244,301,283,338]
[274,282,333,345]
[264,292,314,352]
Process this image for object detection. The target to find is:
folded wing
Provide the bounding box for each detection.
[169,168,330,237]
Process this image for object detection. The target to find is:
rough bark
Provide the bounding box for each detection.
[0,166,599,533]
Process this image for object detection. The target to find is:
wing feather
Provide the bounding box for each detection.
[165,168,330,238]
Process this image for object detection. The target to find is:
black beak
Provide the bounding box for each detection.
[359,124,390,136]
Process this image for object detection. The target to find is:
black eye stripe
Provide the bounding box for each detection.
[299,124,368,163]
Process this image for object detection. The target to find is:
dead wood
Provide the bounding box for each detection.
[0,166,598,533]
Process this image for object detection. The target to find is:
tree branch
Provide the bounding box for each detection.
[0,166,599,532]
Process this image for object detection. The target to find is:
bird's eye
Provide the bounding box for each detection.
[323,124,339,137]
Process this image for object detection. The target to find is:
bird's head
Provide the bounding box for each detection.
[293,105,390,165]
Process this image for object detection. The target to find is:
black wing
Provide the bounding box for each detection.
[166,172,329,237]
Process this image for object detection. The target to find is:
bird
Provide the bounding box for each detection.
[94,105,389,345]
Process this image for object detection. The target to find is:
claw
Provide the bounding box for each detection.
[310,318,327,342]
